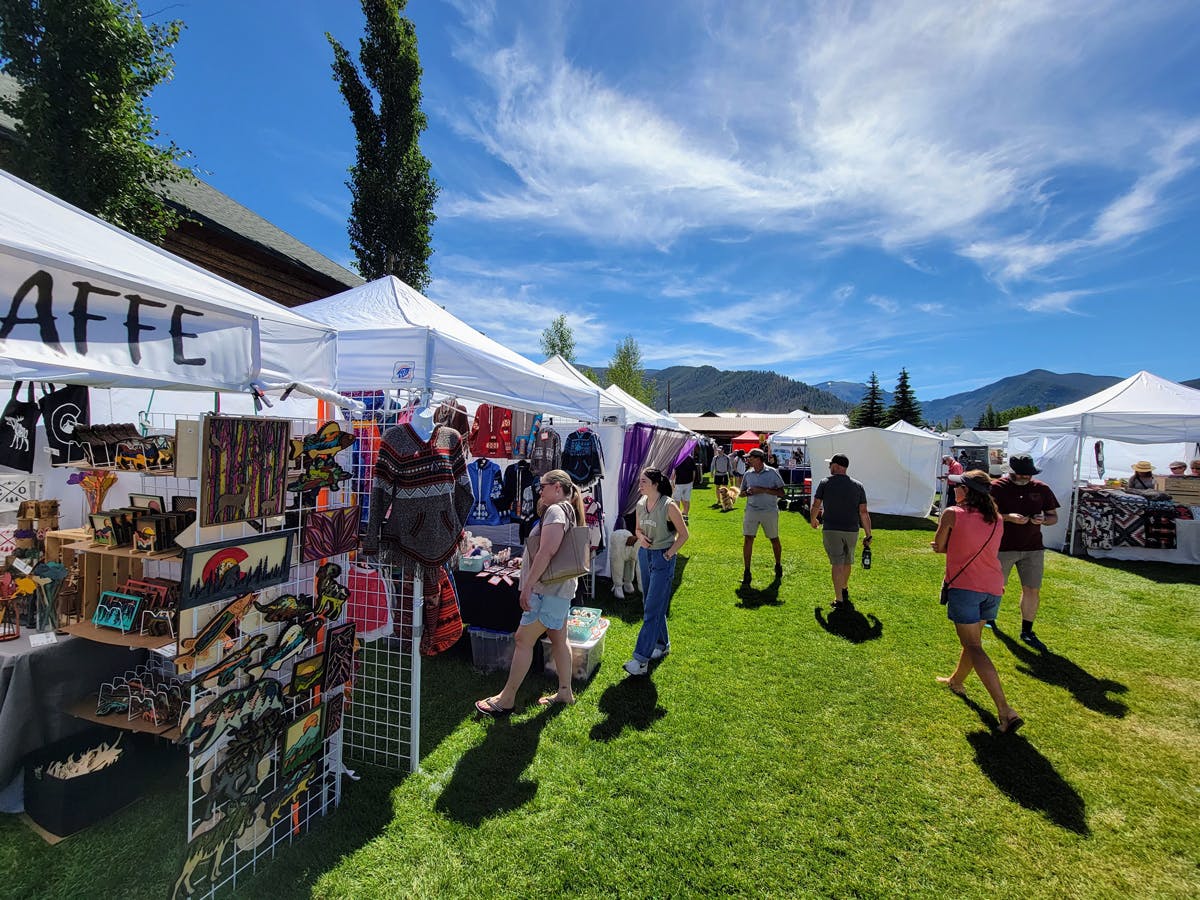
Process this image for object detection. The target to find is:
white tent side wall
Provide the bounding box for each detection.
[805,428,943,518]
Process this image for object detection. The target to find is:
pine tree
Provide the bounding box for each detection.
[976,404,998,429]
[884,369,923,426]
[607,336,656,406]
[0,0,193,242]
[539,314,576,362]
[949,414,966,430]
[328,0,437,289]
[851,373,886,428]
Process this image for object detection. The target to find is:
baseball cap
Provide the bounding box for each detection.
[747,448,766,459]
[949,472,992,494]
[826,454,850,467]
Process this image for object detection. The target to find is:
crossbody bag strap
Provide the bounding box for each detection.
[946,520,999,587]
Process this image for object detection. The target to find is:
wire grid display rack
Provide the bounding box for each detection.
[121,409,417,900]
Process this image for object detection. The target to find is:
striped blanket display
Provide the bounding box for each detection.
[1075,489,1178,550]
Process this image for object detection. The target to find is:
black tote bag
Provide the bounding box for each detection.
[0,382,39,472]
[38,383,90,465]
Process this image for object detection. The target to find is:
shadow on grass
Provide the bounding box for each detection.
[1086,556,1200,585]
[959,696,1090,835]
[434,704,564,827]
[872,513,938,532]
[736,575,784,608]
[814,601,882,643]
[589,675,667,742]
[992,628,1129,718]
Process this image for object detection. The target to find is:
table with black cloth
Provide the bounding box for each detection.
[0,633,145,799]
[453,551,525,633]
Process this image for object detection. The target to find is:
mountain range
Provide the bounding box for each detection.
[583,365,1179,426]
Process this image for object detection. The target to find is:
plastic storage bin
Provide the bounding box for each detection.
[541,618,609,681]
[469,626,515,672]
[565,606,602,642]
[458,552,491,573]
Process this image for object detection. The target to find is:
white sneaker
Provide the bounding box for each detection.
[650,646,670,660]
[613,586,625,599]
[623,658,648,676]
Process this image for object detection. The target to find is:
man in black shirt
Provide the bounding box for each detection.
[672,454,697,520]
[810,454,872,607]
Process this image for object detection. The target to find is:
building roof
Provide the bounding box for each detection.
[672,414,810,435]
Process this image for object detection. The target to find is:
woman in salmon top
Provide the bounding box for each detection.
[931,470,1023,733]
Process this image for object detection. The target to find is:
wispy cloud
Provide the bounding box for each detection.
[1021,290,1093,314]
[867,295,899,314]
[438,0,1197,287]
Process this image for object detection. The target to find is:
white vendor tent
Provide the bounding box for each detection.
[301,277,600,422]
[0,169,340,399]
[805,426,945,518]
[769,417,831,465]
[1007,371,1200,552]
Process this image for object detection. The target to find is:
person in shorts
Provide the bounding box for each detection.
[672,453,697,521]
[740,448,785,585]
[712,447,731,486]
[989,453,1059,651]
[931,471,1023,733]
[810,454,872,607]
[475,469,585,715]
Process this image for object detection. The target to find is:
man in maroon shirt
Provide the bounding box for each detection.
[989,453,1059,650]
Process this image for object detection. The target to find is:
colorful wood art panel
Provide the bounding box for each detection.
[179,532,294,610]
[300,505,360,563]
[199,416,291,527]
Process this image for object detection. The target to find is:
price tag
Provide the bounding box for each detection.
[29,632,58,648]
[11,557,33,574]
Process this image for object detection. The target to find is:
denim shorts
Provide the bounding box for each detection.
[519,591,572,631]
[946,588,1001,625]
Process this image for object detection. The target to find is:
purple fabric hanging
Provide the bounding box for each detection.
[670,439,698,472]
[618,425,697,517]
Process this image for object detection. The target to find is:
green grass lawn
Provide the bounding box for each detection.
[3,488,1199,898]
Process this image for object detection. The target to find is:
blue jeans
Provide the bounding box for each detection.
[633,547,676,663]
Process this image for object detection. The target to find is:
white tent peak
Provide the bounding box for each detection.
[301,277,600,420]
[1010,370,1200,428]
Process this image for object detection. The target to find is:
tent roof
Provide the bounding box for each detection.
[604,384,683,429]
[0,169,338,395]
[1008,370,1200,442]
[886,420,947,440]
[541,355,630,423]
[732,429,761,441]
[770,418,832,444]
[301,277,600,420]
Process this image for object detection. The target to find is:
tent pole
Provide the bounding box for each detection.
[1067,415,1087,555]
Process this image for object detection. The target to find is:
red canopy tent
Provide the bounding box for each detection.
[731,429,764,453]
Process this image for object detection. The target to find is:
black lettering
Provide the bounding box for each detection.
[69,281,116,354]
[123,294,166,365]
[0,270,63,352]
[170,305,206,366]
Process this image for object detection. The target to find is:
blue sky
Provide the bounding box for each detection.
[147,0,1200,400]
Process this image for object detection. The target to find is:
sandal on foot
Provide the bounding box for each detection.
[537,693,575,707]
[936,677,967,697]
[475,697,514,717]
[999,712,1025,734]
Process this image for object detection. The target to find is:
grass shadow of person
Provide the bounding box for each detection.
[958,695,1090,835]
[434,703,566,827]
[814,600,883,643]
[736,575,784,608]
[589,674,667,742]
[992,627,1129,718]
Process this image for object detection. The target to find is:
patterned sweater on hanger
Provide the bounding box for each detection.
[364,423,474,566]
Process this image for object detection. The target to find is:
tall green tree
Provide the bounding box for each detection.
[607,336,656,407]
[976,404,998,429]
[0,0,192,242]
[328,0,437,289]
[995,404,1040,427]
[539,314,576,362]
[851,372,886,428]
[949,414,966,430]
[885,368,923,426]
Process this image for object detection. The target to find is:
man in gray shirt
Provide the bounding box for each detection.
[741,448,786,585]
[810,454,872,607]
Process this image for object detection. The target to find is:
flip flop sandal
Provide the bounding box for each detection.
[1000,713,1025,734]
[475,697,514,717]
[936,677,967,697]
[537,694,575,707]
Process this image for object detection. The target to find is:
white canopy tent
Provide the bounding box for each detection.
[301,278,600,421]
[805,426,945,518]
[1007,371,1200,554]
[0,169,340,400]
[768,417,831,465]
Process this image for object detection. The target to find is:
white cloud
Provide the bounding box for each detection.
[916,302,947,315]
[1021,290,1092,314]
[867,295,899,314]
[438,0,1197,284]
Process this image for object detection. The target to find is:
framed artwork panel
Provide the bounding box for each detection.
[179,531,294,610]
[300,505,359,563]
[199,416,291,527]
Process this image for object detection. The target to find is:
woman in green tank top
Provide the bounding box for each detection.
[624,468,690,676]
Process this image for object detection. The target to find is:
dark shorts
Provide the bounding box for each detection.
[946,588,1001,625]
[714,473,729,486]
